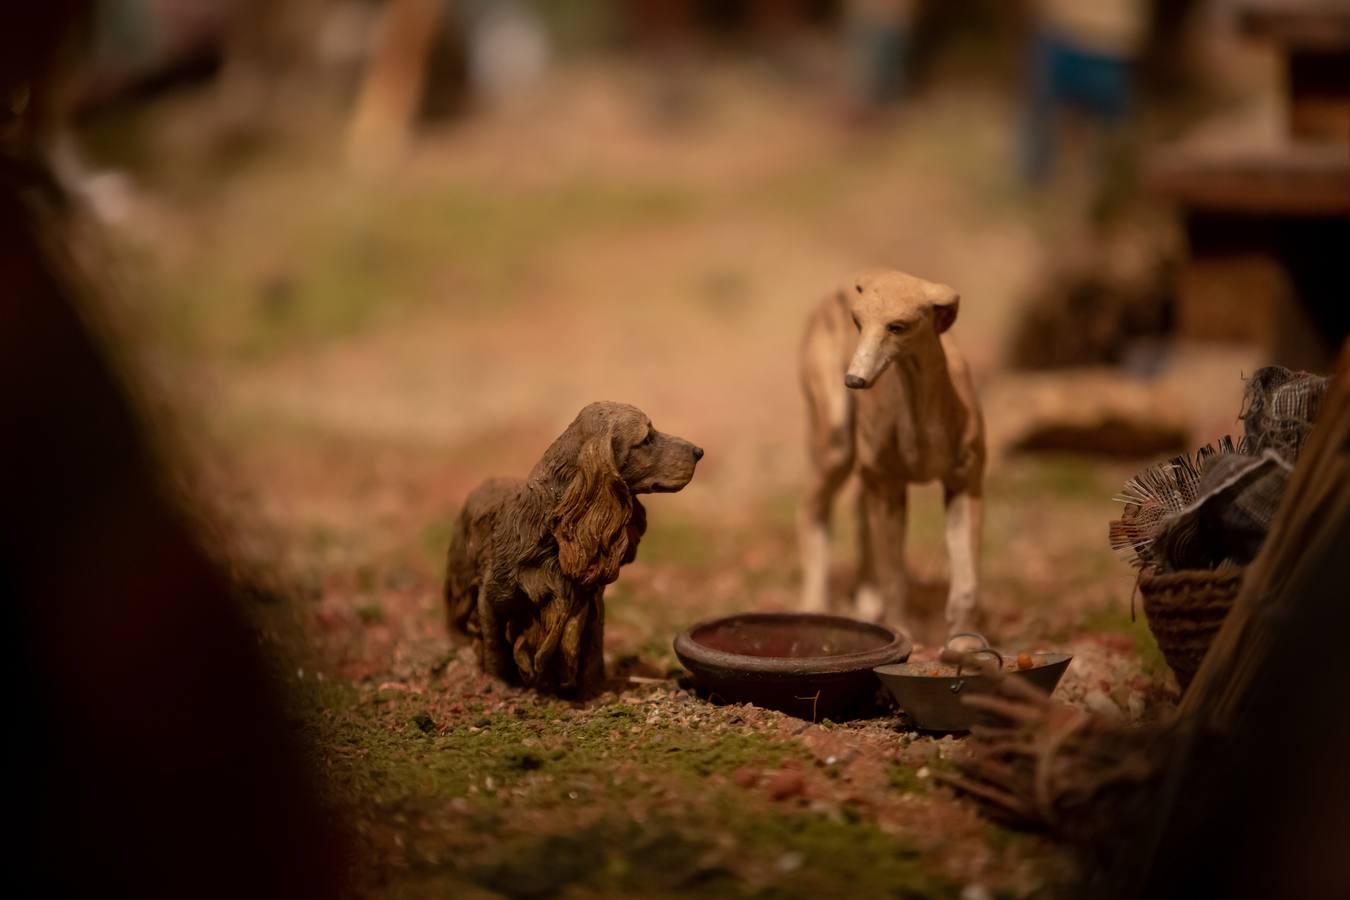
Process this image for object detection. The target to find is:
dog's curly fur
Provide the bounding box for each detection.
[445,402,701,694]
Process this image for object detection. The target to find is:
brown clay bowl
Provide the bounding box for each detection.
[673,613,912,721]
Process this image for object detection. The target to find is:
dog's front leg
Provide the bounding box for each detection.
[942,487,982,632]
[558,591,605,695]
[529,585,587,692]
[581,593,606,694]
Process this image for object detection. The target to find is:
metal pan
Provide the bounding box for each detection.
[873,633,1072,732]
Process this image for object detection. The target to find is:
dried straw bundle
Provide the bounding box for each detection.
[1108,367,1326,575]
[1239,366,1328,462]
[936,677,1176,839]
[1107,437,1239,571]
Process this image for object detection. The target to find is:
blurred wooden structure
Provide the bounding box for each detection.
[1146,0,1350,370]
[1241,0,1350,141]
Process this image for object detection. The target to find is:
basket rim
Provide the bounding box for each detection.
[1137,566,1245,588]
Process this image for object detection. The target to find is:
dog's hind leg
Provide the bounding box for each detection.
[799,461,850,613]
[477,568,519,683]
[857,470,908,624]
[799,293,856,614]
[799,389,853,614]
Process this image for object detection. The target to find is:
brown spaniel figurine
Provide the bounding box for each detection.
[444,402,702,694]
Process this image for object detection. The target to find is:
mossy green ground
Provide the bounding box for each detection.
[281,655,981,898]
[305,687,957,897]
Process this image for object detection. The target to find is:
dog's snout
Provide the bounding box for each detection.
[692,446,704,462]
[844,374,867,390]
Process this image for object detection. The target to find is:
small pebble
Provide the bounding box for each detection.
[1084,689,1124,721]
[765,771,805,801]
[776,852,804,873]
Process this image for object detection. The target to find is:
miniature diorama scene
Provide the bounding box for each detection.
[9,1,1350,898]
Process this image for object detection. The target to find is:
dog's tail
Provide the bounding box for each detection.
[443,478,521,638]
[443,506,480,637]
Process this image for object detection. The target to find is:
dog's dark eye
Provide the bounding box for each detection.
[851,315,861,332]
[887,321,909,335]
[855,285,862,294]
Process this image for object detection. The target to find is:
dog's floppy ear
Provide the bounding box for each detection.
[621,499,647,566]
[925,282,960,334]
[551,435,635,586]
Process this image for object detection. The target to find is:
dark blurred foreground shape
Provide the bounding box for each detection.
[1120,344,1350,899]
[4,5,344,896]
[945,342,1350,899]
[1139,345,1350,896]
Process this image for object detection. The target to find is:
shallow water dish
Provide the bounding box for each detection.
[673,613,912,721]
[873,652,1072,733]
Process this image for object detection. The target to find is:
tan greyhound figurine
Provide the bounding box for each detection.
[798,269,986,633]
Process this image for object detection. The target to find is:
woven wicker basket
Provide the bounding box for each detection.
[1138,567,1244,692]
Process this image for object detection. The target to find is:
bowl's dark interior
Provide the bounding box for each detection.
[690,615,892,659]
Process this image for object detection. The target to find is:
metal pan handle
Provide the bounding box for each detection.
[940,631,993,667]
[945,631,990,652]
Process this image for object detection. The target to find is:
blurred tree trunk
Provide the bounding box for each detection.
[346,0,445,170]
